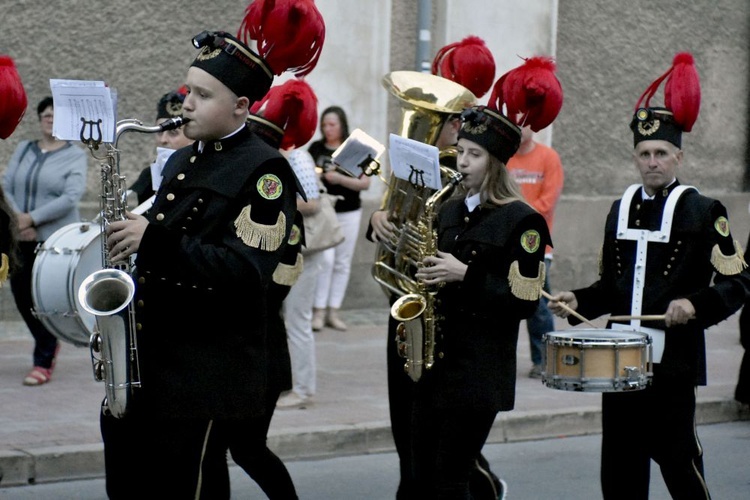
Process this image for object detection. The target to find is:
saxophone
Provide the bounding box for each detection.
[77,116,188,418]
[391,171,463,382]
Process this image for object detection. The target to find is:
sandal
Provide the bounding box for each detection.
[23,367,52,386]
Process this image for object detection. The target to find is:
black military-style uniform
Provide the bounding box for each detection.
[569,180,750,499]
[101,126,300,499]
[410,197,550,497]
[366,154,510,499]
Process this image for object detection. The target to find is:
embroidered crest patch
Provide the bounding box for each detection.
[520,230,541,253]
[196,46,222,61]
[462,122,488,135]
[289,224,301,245]
[167,102,183,117]
[714,216,730,237]
[637,118,660,136]
[257,174,283,200]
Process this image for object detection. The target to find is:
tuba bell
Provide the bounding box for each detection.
[372,70,475,298]
[373,71,475,381]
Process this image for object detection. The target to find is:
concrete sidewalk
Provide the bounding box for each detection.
[0,310,748,487]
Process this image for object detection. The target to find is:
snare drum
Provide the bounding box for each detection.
[31,222,103,347]
[542,329,652,392]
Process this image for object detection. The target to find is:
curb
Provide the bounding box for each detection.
[2,398,746,488]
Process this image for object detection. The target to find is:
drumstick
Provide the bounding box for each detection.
[608,315,666,322]
[541,290,598,328]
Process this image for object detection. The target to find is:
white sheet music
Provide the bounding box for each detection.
[331,128,385,177]
[388,134,442,190]
[49,79,117,143]
[150,147,176,192]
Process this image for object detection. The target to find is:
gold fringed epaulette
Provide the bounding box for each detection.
[0,253,8,286]
[508,260,546,300]
[272,253,304,286]
[234,205,287,251]
[711,240,748,275]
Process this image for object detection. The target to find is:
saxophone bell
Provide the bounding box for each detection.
[79,268,139,418]
[391,294,427,382]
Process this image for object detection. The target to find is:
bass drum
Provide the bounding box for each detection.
[31,222,103,347]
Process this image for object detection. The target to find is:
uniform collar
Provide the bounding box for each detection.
[640,178,679,201]
[465,193,481,213]
[197,123,249,153]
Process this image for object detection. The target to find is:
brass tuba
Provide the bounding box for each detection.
[374,71,475,381]
[77,117,188,418]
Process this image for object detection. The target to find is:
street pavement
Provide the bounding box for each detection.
[0,309,748,488]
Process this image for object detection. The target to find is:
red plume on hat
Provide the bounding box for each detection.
[431,36,496,98]
[250,78,318,149]
[238,0,326,77]
[634,52,700,132]
[488,56,563,132]
[0,55,28,140]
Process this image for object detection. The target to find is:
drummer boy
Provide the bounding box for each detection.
[549,52,750,499]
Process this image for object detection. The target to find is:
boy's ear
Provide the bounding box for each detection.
[235,96,251,113]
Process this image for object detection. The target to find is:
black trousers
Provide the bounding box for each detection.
[222,395,298,499]
[101,407,231,500]
[387,305,501,500]
[601,379,711,500]
[10,241,58,368]
[414,396,498,500]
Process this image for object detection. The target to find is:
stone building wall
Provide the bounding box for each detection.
[0,1,747,322]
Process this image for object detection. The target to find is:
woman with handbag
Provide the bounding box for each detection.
[309,106,370,331]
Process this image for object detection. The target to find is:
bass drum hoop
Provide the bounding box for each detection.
[31,222,102,347]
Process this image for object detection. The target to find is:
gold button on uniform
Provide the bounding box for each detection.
[138,277,146,284]
[190,156,196,163]
[156,213,165,221]
[177,173,186,180]
[464,216,470,223]
[166,193,175,201]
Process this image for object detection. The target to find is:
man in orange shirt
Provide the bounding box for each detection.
[506,125,564,378]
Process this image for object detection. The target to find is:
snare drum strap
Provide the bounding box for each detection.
[615,184,697,329]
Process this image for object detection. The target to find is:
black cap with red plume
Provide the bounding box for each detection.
[190,0,325,102]
[0,55,28,140]
[459,56,563,164]
[431,36,496,99]
[156,85,188,121]
[630,52,700,148]
[248,79,318,150]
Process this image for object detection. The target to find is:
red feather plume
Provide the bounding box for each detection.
[633,52,701,132]
[250,78,318,149]
[488,56,563,132]
[431,35,496,98]
[238,0,326,77]
[0,55,28,140]
[665,53,700,132]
